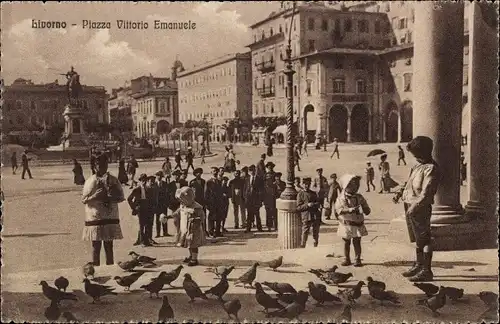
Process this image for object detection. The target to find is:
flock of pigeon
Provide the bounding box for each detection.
[39,253,498,322]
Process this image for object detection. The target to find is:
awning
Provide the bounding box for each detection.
[272,125,287,135]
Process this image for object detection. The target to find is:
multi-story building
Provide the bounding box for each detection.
[108,86,134,133]
[177,52,252,141]
[248,2,472,143]
[2,78,107,134]
[131,75,179,139]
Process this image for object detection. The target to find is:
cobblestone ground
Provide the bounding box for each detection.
[2,143,469,275]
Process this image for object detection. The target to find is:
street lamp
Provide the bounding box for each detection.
[203,113,212,154]
[277,2,301,249]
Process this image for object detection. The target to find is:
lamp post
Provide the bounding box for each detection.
[277,2,301,249]
[203,113,212,154]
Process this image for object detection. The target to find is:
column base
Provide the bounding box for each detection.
[430,204,465,224]
[464,200,487,218]
[276,199,301,250]
[389,214,498,251]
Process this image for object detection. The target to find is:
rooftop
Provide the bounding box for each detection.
[177,52,251,78]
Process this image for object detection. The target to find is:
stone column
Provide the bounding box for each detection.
[464,2,499,219]
[412,2,464,223]
[368,113,372,142]
[277,199,301,249]
[381,114,386,142]
[397,112,402,143]
[346,109,352,142]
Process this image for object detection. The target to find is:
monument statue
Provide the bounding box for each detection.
[60,66,82,105]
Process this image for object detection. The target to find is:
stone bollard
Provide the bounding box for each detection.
[276,198,301,249]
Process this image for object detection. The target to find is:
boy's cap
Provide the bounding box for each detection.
[138,173,148,181]
[155,170,164,177]
[260,153,266,159]
[330,173,337,178]
[275,172,282,177]
[265,162,275,168]
[211,167,219,172]
[193,168,203,175]
[248,165,256,171]
[302,177,312,183]
[241,166,248,171]
[316,168,323,172]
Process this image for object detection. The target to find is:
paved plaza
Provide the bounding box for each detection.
[2,143,497,322]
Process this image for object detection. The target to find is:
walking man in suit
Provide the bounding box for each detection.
[297,177,322,248]
[244,165,263,233]
[263,162,278,231]
[21,150,33,179]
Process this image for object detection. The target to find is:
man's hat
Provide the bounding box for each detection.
[234,169,241,174]
[303,177,312,183]
[155,170,164,177]
[193,167,203,175]
[211,167,219,172]
[222,176,229,182]
[96,153,108,163]
[265,161,275,168]
[330,173,337,179]
[172,170,182,176]
[218,167,225,171]
[248,164,256,171]
[316,168,323,172]
[147,175,156,181]
[366,161,371,165]
[241,166,248,172]
[275,172,282,177]
[138,173,148,181]
[260,153,266,159]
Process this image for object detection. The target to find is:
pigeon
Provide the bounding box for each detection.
[308,281,342,306]
[413,282,439,297]
[266,290,309,320]
[62,311,80,322]
[366,276,386,292]
[343,281,365,304]
[54,276,70,292]
[141,277,165,298]
[278,293,298,304]
[234,262,259,288]
[369,288,401,305]
[204,273,229,301]
[44,300,61,321]
[478,291,499,308]
[255,282,286,313]
[267,256,283,271]
[118,259,141,272]
[337,304,352,323]
[113,271,145,291]
[83,278,117,303]
[418,286,447,316]
[183,273,208,303]
[262,281,297,295]
[129,251,157,265]
[156,265,184,287]
[221,299,242,321]
[83,262,95,279]
[442,286,464,301]
[158,295,174,322]
[205,265,235,278]
[309,268,352,285]
[40,281,78,304]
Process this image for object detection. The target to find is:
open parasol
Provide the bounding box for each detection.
[367,149,387,157]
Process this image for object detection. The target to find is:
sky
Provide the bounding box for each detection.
[1,2,282,92]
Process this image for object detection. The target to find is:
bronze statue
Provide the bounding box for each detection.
[60,66,82,105]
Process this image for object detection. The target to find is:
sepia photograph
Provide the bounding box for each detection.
[1,1,498,322]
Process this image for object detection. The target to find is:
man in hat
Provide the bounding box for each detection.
[330,138,340,159]
[398,145,407,166]
[167,169,185,243]
[244,165,263,233]
[200,142,206,164]
[365,162,376,192]
[325,173,341,220]
[256,154,266,180]
[263,162,278,231]
[145,175,159,244]
[296,177,322,248]
[174,148,183,171]
[229,169,246,229]
[294,145,301,171]
[294,176,303,191]
[400,136,440,282]
[205,167,223,237]
[313,168,329,223]
[154,171,171,238]
[275,172,286,198]
[127,173,156,246]
[218,167,226,181]
[126,154,139,188]
[185,147,195,172]
[21,150,33,180]
[189,168,206,209]
[180,169,189,185]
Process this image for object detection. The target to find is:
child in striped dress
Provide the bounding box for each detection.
[335,174,371,267]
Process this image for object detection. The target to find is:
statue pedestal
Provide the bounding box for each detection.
[63,104,89,148]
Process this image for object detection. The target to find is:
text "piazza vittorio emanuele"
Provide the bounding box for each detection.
[31,19,197,30]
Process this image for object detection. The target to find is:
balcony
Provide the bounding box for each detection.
[257,86,276,98]
[247,32,285,49]
[331,93,370,102]
[255,60,276,73]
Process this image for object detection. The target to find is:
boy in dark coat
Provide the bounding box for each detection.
[154,171,170,238]
[189,167,206,208]
[185,147,195,172]
[127,174,157,246]
[296,177,322,248]
[263,162,278,231]
[205,167,223,237]
[229,169,246,229]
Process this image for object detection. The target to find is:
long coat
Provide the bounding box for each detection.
[189,178,206,206]
[296,189,321,222]
[205,178,222,211]
[243,175,264,209]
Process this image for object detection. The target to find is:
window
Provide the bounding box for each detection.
[355,60,365,70]
[410,9,415,23]
[385,21,392,34]
[308,18,315,30]
[306,79,312,96]
[254,78,258,90]
[270,27,274,36]
[294,85,297,96]
[463,69,468,85]
[403,73,412,91]
[321,19,328,31]
[391,17,398,29]
[333,79,345,93]
[356,79,366,93]
[464,46,469,55]
[261,30,265,40]
[398,18,407,29]
[262,104,266,114]
[464,18,469,33]
[358,20,369,33]
[308,40,316,52]
[271,104,274,114]
[407,31,413,43]
[285,87,288,97]
[334,19,341,31]
[279,24,283,33]
[160,102,166,113]
[344,19,352,32]
[374,21,381,33]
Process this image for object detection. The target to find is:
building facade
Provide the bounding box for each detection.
[2,78,107,134]
[177,52,252,140]
[248,2,471,143]
[108,86,134,133]
[131,76,178,139]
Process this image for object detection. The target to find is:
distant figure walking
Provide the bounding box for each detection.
[330,138,340,159]
[11,152,18,175]
[72,159,85,185]
[127,155,139,188]
[378,154,398,193]
[117,158,129,185]
[398,145,407,166]
[365,162,376,192]
[460,152,467,185]
[302,140,308,157]
[21,150,33,180]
